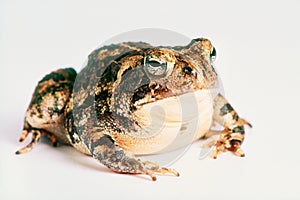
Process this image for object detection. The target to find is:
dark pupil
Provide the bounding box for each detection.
[148,60,162,67]
[210,47,216,57]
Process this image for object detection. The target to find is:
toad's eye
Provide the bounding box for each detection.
[144,57,168,76]
[210,47,216,63]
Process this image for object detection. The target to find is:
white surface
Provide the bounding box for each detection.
[1,0,300,200]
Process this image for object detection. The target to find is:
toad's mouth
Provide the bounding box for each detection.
[129,89,218,153]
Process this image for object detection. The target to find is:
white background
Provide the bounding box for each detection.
[1,0,300,199]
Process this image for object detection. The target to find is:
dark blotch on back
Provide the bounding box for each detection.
[39,68,77,84]
[100,62,121,83]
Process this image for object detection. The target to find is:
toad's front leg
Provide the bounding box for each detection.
[85,132,179,181]
[205,93,252,158]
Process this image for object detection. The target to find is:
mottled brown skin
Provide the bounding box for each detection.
[16,38,251,180]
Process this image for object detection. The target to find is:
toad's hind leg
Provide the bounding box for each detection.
[16,68,77,154]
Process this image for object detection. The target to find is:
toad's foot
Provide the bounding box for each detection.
[211,119,252,159]
[143,161,179,181]
[16,128,58,155]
